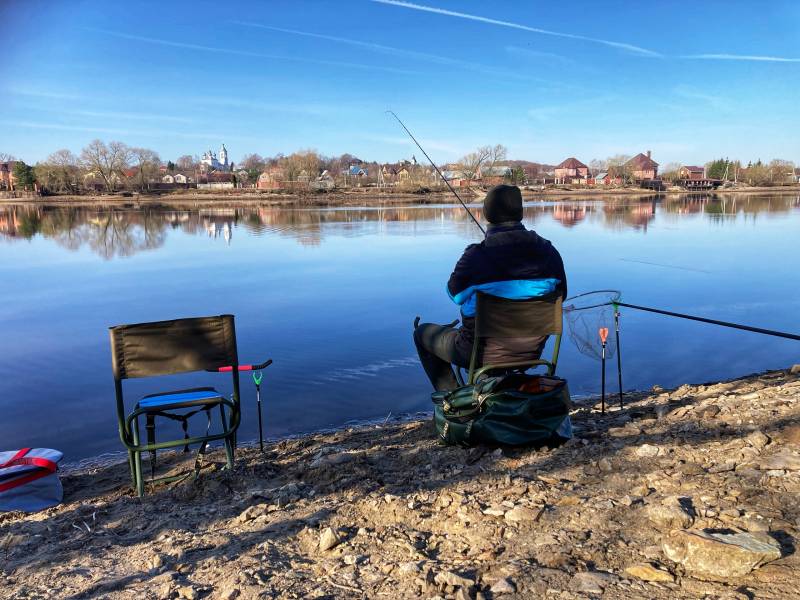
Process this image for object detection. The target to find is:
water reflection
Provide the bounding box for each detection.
[1,193,797,258]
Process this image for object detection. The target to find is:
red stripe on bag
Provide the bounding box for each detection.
[0,448,31,469]
[0,469,54,493]
[0,448,59,493]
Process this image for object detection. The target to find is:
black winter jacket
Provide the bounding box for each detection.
[446,222,567,363]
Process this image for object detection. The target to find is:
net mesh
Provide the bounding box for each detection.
[563,290,621,360]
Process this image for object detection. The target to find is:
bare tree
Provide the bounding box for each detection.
[459,145,491,182]
[0,152,16,162]
[240,153,266,171]
[486,144,508,172]
[37,149,81,193]
[176,155,195,171]
[606,154,633,184]
[283,150,321,181]
[80,140,131,192]
[130,147,161,191]
[588,159,607,177]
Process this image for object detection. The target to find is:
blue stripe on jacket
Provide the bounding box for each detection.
[448,278,560,317]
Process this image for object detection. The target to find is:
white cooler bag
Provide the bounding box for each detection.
[0,448,64,512]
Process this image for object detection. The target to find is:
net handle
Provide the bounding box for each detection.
[564,289,622,311]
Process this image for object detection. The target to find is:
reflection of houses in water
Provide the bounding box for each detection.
[552,203,588,227]
[2,195,799,256]
[602,198,657,231]
[0,206,23,237]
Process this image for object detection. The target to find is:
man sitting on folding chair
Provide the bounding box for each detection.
[413,184,568,391]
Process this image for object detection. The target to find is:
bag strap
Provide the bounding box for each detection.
[0,448,58,473]
[0,449,59,493]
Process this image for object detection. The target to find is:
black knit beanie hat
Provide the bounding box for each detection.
[483,184,523,224]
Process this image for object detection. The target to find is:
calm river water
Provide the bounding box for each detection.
[1,193,798,462]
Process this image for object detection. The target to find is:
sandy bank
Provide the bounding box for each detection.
[2,367,800,599]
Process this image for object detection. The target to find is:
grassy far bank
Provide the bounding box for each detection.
[2,184,799,208]
[2,367,799,599]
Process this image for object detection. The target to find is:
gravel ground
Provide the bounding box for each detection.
[2,366,800,599]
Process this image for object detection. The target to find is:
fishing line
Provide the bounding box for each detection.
[386,110,486,235]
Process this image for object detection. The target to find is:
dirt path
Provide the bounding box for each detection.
[2,367,800,599]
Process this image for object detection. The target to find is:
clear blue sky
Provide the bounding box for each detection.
[2,0,798,166]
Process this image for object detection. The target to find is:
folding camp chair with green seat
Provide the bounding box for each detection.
[458,291,563,386]
[109,314,242,497]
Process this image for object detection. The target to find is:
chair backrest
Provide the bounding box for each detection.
[109,314,238,381]
[467,292,563,382]
[474,292,563,340]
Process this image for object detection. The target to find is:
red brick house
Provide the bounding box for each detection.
[257,167,286,190]
[0,161,17,190]
[679,165,705,180]
[626,152,659,180]
[554,158,589,183]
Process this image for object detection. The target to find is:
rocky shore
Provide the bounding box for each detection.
[3,367,800,599]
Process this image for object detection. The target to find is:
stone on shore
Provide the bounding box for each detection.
[624,563,675,582]
[662,529,782,580]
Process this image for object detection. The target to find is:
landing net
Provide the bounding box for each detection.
[563,290,621,360]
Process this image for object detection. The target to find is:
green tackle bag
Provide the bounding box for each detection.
[432,374,572,448]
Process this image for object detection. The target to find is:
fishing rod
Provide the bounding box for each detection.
[386,110,486,235]
[613,302,800,342]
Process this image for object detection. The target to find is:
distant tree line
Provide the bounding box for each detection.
[2,141,797,194]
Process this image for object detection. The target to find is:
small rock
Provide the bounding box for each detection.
[699,404,721,418]
[570,571,614,595]
[237,504,267,523]
[490,577,516,594]
[598,457,613,472]
[746,430,770,451]
[504,506,537,523]
[662,529,782,581]
[176,586,197,600]
[482,505,507,517]
[635,444,660,458]
[435,570,475,589]
[757,450,800,471]
[397,561,421,575]
[780,424,800,445]
[319,527,341,552]
[789,364,800,375]
[644,496,694,529]
[220,587,240,600]
[624,563,675,583]
[148,554,165,570]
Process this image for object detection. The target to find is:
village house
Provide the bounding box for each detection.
[554,158,589,184]
[479,165,512,185]
[679,165,705,180]
[257,166,286,190]
[625,151,659,181]
[441,168,469,187]
[0,161,16,190]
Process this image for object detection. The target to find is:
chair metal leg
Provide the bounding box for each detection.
[127,450,136,488]
[220,403,234,469]
[132,417,145,497]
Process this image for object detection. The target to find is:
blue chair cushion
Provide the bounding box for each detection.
[137,387,223,411]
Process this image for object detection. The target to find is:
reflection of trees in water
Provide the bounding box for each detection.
[0,194,797,257]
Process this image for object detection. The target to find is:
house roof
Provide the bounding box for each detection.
[596,172,608,179]
[556,157,588,170]
[482,165,512,176]
[626,153,659,169]
[683,165,704,172]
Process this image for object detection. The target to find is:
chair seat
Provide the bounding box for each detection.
[137,387,224,411]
